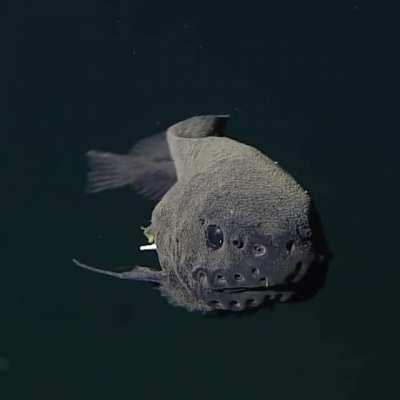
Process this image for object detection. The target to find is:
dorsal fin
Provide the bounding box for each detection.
[167,115,230,138]
[166,115,231,179]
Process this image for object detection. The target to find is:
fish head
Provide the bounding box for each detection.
[152,164,325,313]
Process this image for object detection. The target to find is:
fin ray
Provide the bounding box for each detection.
[86,150,135,193]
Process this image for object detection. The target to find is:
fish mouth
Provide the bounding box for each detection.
[201,285,294,312]
[214,285,273,294]
[194,268,296,312]
[191,245,320,312]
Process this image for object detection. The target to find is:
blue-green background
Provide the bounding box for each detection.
[2,1,398,399]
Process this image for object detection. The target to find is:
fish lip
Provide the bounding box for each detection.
[214,285,271,294]
[212,283,291,294]
[207,280,296,295]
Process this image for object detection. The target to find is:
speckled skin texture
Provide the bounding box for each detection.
[149,116,315,312]
[80,115,328,313]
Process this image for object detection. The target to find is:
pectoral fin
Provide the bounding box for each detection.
[72,259,165,283]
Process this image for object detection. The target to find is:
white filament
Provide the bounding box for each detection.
[139,243,157,251]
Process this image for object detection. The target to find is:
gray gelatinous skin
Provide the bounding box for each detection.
[150,116,314,312]
[78,115,318,313]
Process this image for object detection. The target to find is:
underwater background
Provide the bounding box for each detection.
[2,1,399,399]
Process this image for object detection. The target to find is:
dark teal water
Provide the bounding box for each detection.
[2,1,398,399]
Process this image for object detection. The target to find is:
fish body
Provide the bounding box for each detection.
[75,115,329,313]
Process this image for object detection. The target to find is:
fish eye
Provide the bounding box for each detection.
[206,225,224,250]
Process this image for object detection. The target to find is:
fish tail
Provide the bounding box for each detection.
[86,150,135,193]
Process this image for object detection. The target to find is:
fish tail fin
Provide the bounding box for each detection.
[85,131,177,199]
[86,150,136,194]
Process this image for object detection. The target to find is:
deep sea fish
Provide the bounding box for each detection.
[74,115,330,313]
